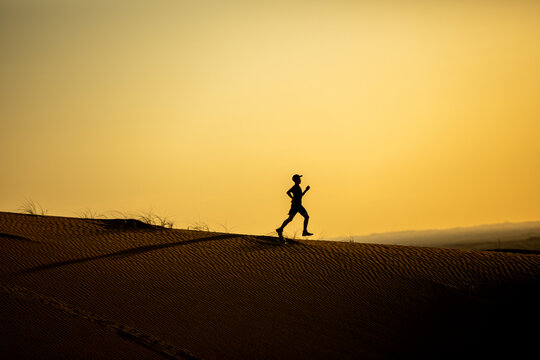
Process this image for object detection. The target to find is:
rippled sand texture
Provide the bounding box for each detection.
[1,212,539,359]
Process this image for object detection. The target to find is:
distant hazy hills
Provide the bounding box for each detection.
[331,222,540,252]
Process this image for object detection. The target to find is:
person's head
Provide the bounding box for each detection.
[292,174,302,184]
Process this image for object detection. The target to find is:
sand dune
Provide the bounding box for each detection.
[1,212,538,359]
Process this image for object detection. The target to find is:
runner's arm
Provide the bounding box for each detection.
[286,187,294,199]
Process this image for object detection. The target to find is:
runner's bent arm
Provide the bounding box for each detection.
[286,187,294,199]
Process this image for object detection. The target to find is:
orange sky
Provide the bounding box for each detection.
[1,1,539,238]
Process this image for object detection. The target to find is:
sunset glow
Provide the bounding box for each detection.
[1,1,539,237]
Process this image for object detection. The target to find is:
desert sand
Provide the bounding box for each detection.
[0,211,538,359]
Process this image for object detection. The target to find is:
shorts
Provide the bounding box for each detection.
[289,202,308,217]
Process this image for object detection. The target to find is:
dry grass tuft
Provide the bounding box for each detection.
[18,199,48,216]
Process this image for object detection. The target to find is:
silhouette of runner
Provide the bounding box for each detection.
[276,174,313,239]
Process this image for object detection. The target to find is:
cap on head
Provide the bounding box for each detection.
[292,174,303,181]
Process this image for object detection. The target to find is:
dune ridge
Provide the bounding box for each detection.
[1,212,539,359]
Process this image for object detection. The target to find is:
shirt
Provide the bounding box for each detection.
[289,184,303,204]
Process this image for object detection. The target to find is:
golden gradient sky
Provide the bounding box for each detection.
[1,1,539,238]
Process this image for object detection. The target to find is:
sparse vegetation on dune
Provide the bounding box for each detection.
[103,210,175,230]
[77,208,105,219]
[13,200,246,234]
[187,220,211,232]
[137,210,175,229]
[78,210,174,230]
[14,202,176,230]
[186,221,239,234]
[218,223,236,233]
[18,199,48,216]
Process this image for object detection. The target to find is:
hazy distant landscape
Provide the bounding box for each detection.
[331,222,540,252]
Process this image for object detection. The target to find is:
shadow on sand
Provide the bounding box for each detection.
[17,234,237,275]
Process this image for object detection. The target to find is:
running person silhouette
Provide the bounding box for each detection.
[276,174,313,239]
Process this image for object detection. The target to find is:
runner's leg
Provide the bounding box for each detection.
[300,207,312,235]
[279,213,295,230]
[302,213,309,232]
